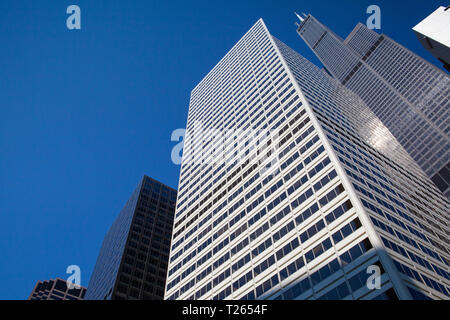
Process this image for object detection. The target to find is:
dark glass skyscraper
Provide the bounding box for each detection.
[296,14,450,198]
[28,278,86,300]
[86,175,176,300]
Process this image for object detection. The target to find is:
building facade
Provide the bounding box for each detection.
[86,175,176,300]
[28,278,86,300]
[296,14,450,198]
[413,6,450,72]
[165,19,450,300]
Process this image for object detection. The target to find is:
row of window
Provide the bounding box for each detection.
[168,196,358,300]
[168,120,324,275]
[168,164,341,292]
[178,44,287,208]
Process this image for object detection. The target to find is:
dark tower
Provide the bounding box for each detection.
[86,175,176,300]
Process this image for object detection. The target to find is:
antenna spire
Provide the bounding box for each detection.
[294,12,304,23]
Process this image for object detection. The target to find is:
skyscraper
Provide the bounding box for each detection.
[86,175,176,300]
[295,14,450,198]
[165,19,449,301]
[413,6,450,72]
[28,278,86,300]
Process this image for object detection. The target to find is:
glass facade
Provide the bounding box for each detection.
[296,15,450,198]
[28,278,86,300]
[86,175,177,300]
[165,19,450,301]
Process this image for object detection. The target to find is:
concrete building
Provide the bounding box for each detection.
[164,19,450,300]
[413,6,450,71]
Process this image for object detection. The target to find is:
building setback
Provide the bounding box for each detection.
[165,19,449,300]
[28,278,86,300]
[295,14,450,198]
[86,175,176,300]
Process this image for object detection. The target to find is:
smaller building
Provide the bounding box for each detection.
[28,278,86,300]
[86,175,177,300]
[413,6,450,71]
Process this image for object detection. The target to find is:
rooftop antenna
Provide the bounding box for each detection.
[294,11,304,23]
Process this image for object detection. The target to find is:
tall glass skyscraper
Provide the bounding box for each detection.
[165,19,449,300]
[295,14,450,198]
[86,175,177,300]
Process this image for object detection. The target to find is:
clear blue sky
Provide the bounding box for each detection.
[0,0,445,299]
